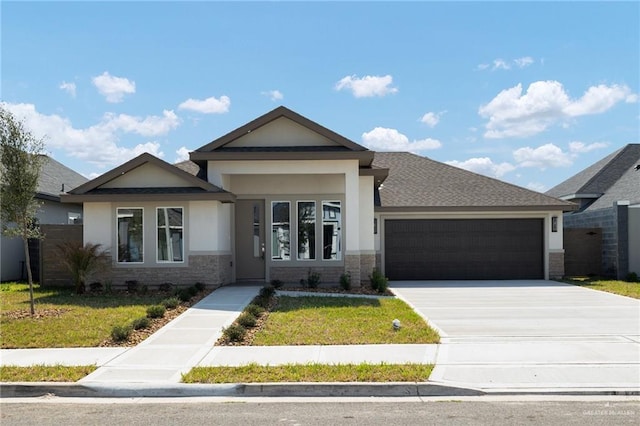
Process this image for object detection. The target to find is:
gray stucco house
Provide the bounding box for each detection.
[546,144,640,279]
[0,155,87,281]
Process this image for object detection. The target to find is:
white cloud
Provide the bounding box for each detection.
[59,81,76,97]
[446,157,515,178]
[335,74,398,98]
[568,141,608,153]
[420,111,446,128]
[261,90,283,101]
[91,71,136,103]
[178,95,230,114]
[2,102,169,169]
[361,127,441,153]
[479,81,638,138]
[492,59,511,70]
[477,63,490,71]
[526,182,547,192]
[513,143,573,169]
[175,146,190,162]
[514,56,534,68]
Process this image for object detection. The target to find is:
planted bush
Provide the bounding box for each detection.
[161,297,180,309]
[253,296,271,309]
[89,282,103,293]
[626,272,639,283]
[111,324,132,342]
[187,285,199,297]
[237,312,257,328]
[146,305,166,319]
[259,285,276,298]
[58,242,109,294]
[370,268,388,294]
[132,316,151,330]
[158,282,174,293]
[138,284,149,295]
[222,324,246,342]
[245,304,265,317]
[339,273,351,291]
[270,279,284,289]
[177,288,192,302]
[195,282,206,291]
[301,270,321,288]
[126,280,139,293]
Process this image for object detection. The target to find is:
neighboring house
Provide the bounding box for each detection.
[546,144,640,279]
[61,107,576,287]
[0,155,87,281]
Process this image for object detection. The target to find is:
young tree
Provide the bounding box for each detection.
[0,107,45,315]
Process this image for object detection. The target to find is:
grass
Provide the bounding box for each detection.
[565,277,640,299]
[251,295,440,345]
[0,282,169,348]
[0,365,96,382]
[182,363,433,383]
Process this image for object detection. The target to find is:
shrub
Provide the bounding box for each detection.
[222,324,246,342]
[89,282,103,293]
[176,288,192,302]
[131,316,151,330]
[111,324,132,342]
[146,305,166,319]
[307,271,321,288]
[104,280,113,294]
[259,285,276,298]
[237,312,257,328]
[270,279,284,289]
[126,280,139,293]
[138,284,149,295]
[161,297,180,309]
[194,282,206,291]
[626,272,639,283]
[57,242,109,294]
[158,282,174,293]
[245,304,265,317]
[253,296,270,309]
[339,273,351,291]
[187,285,199,297]
[370,268,388,294]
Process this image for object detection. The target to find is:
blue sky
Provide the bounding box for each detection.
[2,1,638,192]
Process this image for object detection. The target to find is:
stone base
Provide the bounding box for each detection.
[549,251,565,280]
[270,266,344,285]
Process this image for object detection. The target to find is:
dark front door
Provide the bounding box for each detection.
[385,219,544,280]
[235,200,265,281]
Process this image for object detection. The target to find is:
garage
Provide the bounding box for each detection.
[384,219,544,280]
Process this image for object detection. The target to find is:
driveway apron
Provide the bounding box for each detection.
[390,280,640,391]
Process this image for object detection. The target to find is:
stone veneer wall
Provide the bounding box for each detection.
[270,266,344,285]
[359,254,376,285]
[93,254,232,289]
[344,254,361,287]
[548,251,565,280]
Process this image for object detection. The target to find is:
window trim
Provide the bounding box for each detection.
[116,207,145,264]
[156,206,185,264]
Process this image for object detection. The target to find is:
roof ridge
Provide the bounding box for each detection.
[579,144,640,194]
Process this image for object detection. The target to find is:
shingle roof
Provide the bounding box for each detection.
[37,155,87,200]
[372,152,576,211]
[545,144,640,211]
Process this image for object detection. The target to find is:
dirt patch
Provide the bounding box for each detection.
[3,308,72,320]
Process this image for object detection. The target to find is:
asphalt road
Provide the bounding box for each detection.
[2,399,639,425]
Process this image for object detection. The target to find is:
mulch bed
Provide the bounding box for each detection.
[3,308,72,320]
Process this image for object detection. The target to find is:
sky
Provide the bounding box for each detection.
[1,1,638,192]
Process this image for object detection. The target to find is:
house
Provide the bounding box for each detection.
[61,107,576,287]
[0,155,87,281]
[546,144,640,278]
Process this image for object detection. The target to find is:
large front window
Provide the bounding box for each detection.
[117,208,143,263]
[157,207,184,262]
[272,201,290,260]
[322,201,342,260]
[297,201,316,260]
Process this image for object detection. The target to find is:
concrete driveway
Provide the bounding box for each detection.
[390,280,640,392]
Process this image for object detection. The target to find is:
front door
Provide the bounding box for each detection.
[235,200,265,281]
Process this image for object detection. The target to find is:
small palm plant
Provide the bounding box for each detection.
[58,242,109,294]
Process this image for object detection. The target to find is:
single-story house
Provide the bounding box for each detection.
[546,144,640,279]
[61,107,576,287]
[1,155,87,281]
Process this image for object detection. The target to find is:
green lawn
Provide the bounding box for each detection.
[0,282,168,348]
[183,363,433,383]
[565,278,640,299]
[0,365,96,382]
[251,296,440,345]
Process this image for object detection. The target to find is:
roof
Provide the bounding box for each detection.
[61,153,234,203]
[372,152,577,212]
[190,106,375,166]
[36,155,88,202]
[546,144,640,211]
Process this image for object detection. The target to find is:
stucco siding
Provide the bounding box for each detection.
[101,163,192,188]
[226,117,337,148]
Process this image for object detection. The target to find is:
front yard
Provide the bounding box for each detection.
[565,278,640,299]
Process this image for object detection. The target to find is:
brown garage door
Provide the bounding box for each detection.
[385,219,544,280]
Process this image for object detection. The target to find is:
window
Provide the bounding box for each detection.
[297,201,316,260]
[272,201,290,260]
[157,207,184,262]
[68,212,82,224]
[322,201,341,260]
[117,208,143,263]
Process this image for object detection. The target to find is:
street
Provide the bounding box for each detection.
[2,398,638,425]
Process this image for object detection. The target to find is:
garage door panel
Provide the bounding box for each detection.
[385,219,543,280]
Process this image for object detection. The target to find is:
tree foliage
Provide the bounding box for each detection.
[58,242,109,294]
[0,106,45,315]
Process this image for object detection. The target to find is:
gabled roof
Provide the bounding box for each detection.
[61,153,234,203]
[546,144,640,211]
[190,106,374,166]
[36,155,88,202]
[372,152,577,212]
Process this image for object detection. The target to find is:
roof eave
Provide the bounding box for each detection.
[190,150,375,166]
[375,204,578,213]
[60,192,236,203]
